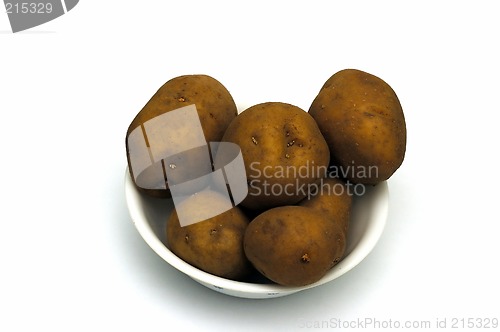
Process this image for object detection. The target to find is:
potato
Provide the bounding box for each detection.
[221,102,330,210]
[244,206,346,286]
[166,190,252,280]
[126,74,237,197]
[298,177,353,235]
[309,69,406,184]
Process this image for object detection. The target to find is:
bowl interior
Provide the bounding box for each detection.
[125,168,389,298]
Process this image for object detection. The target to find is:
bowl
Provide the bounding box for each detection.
[124,168,389,299]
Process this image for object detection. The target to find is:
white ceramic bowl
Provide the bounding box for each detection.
[124,168,389,299]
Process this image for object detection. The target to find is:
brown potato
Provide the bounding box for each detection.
[221,102,330,210]
[126,74,237,197]
[298,177,353,235]
[166,190,252,280]
[244,206,346,286]
[309,69,406,184]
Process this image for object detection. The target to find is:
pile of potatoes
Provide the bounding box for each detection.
[125,69,406,287]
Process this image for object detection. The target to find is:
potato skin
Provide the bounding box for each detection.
[244,206,346,286]
[221,102,330,210]
[309,69,406,184]
[166,190,251,280]
[126,75,237,197]
[298,177,352,236]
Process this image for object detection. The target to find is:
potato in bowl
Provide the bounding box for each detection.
[124,70,403,298]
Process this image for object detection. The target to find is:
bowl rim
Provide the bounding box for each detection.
[124,167,389,296]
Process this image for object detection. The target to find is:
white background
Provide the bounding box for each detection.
[1,1,499,331]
